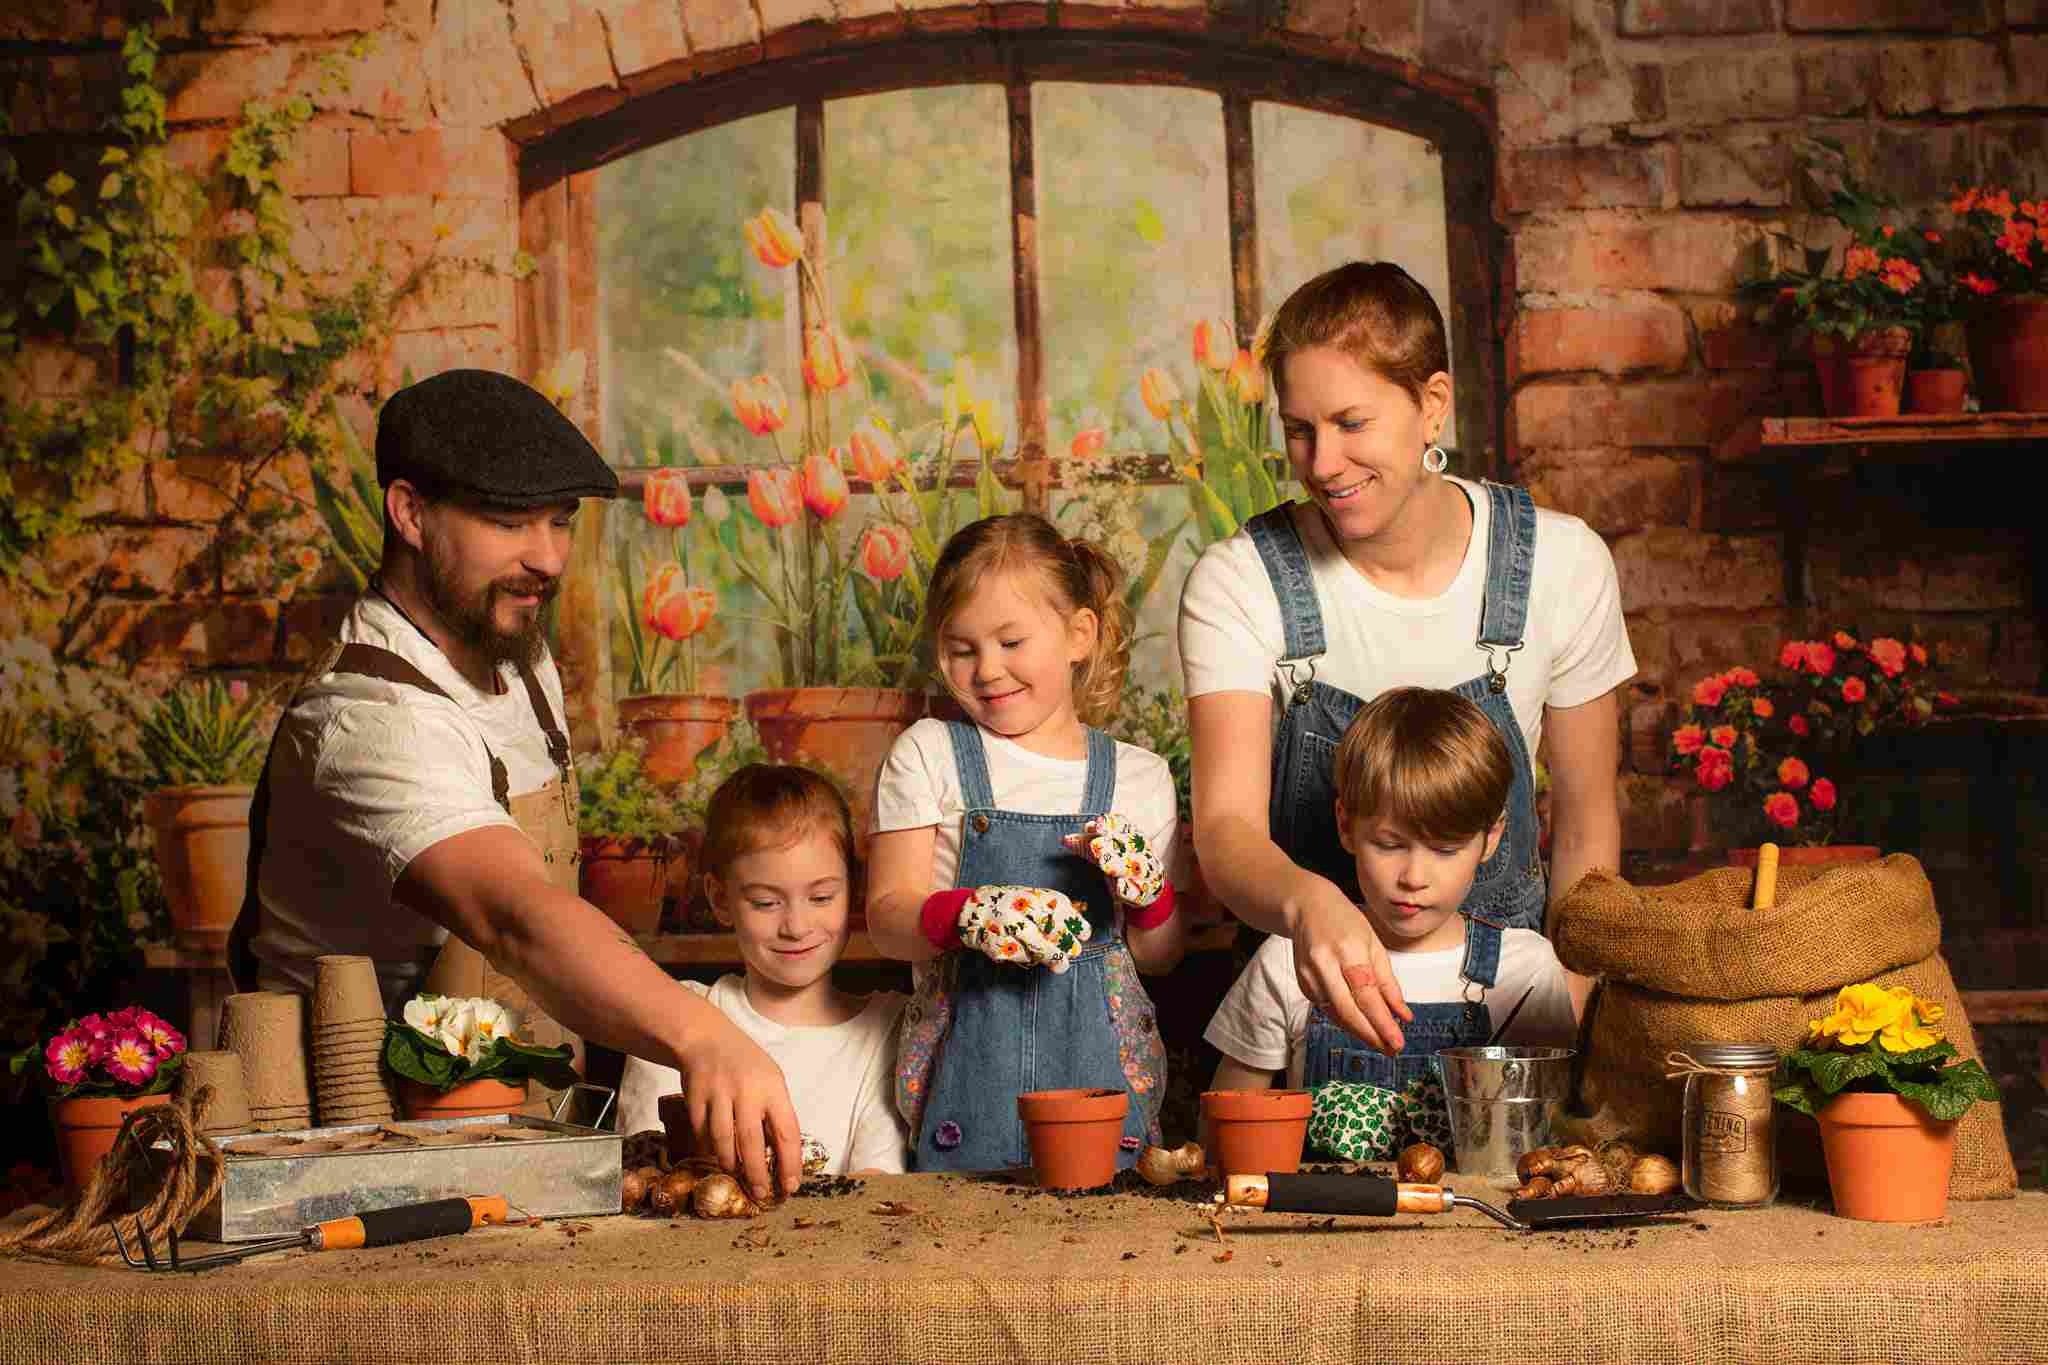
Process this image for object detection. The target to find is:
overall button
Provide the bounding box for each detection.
[971,814,990,833]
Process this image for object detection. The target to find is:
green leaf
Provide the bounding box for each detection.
[1126,515,1189,619]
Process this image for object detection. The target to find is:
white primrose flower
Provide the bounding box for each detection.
[403,994,453,1036]
[467,999,517,1056]
[436,999,476,1058]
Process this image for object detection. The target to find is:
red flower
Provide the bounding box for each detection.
[1832,631,1857,651]
[747,467,801,528]
[643,563,716,642]
[1779,640,1808,671]
[1805,642,1837,675]
[1695,747,1734,792]
[103,1031,158,1087]
[1763,792,1800,830]
[1867,637,1907,678]
[1777,757,1810,789]
[1710,725,1738,749]
[1961,272,2000,295]
[800,451,849,521]
[43,1030,91,1086]
[859,524,910,582]
[1727,666,1759,687]
[1842,676,1868,703]
[1936,691,1958,708]
[643,468,693,529]
[1789,715,1811,737]
[1752,697,1775,719]
[1672,724,1705,756]
[1910,643,1928,666]
[1069,427,1108,462]
[1809,777,1837,811]
[1692,674,1728,707]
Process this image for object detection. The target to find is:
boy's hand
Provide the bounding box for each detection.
[958,885,1092,973]
[1061,813,1167,909]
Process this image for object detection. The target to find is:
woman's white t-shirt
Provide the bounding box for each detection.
[1204,929,1579,1089]
[1177,477,1636,756]
[617,976,910,1176]
[871,718,1181,888]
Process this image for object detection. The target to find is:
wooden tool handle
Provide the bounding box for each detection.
[1752,842,1780,911]
[310,1196,510,1250]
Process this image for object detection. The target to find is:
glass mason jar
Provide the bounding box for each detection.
[1678,1041,1780,1208]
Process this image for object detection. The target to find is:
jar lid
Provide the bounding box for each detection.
[1686,1041,1779,1069]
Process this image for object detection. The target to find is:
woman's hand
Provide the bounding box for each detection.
[1287,887,1413,1054]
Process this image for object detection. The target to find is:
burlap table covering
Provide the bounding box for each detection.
[4,1175,2044,1364]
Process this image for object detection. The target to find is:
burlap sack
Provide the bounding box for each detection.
[1551,855,2017,1200]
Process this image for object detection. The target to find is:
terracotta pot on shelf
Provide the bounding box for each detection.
[50,1092,174,1194]
[1813,327,1912,418]
[1965,293,2048,412]
[1727,845,1881,868]
[398,1077,528,1121]
[144,784,255,950]
[1017,1087,1128,1190]
[1816,1090,1958,1222]
[1904,367,1968,415]
[577,835,682,938]
[744,688,926,844]
[616,694,739,785]
[1202,1088,1312,1179]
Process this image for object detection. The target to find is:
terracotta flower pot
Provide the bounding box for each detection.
[616,694,740,785]
[1816,1090,1958,1222]
[1017,1087,1128,1190]
[1965,293,2048,413]
[1813,327,1911,418]
[577,835,681,938]
[50,1092,174,1194]
[1727,845,1881,868]
[744,688,926,842]
[398,1077,527,1121]
[1904,367,1967,415]
[1202,1088,1312,1178]
[144,784,255,950]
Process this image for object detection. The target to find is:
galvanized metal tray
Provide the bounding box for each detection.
[154,1097,621,1243]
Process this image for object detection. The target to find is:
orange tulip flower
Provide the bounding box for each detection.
[1226,348,1265,403]
[1069,427,1108,461]
[642,468,693,529]
[1193,317,1235,372]
[1140,367,1181,420]
[848,418,902,484]
[801,450,849,521]
[747,466,801,528]
[731,374,790,436]
[802,326,852,391]
[859,524,911,582]
[643,563,716,642]
[742,207,800,269]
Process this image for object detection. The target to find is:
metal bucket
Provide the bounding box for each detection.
[1435,1046,1575,1180]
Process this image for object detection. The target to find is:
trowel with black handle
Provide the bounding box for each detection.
[1222,1172,1692,1231]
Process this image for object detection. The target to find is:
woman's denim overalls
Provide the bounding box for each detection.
[909,722,1166,1172]
[1245,482,1547,1088]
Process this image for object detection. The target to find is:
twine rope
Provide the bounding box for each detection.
[1663,1049,1774,1079]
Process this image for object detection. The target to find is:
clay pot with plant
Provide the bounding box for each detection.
[1949,186,2048,413]
[576,736,686,939]
[384,994,580,1121]
[1904,345,1969,415]
[136,679,275,951]
[11,1006,187,1194]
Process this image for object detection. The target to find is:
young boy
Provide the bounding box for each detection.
[1202,688,1584,1161]
[619,765,909,1175]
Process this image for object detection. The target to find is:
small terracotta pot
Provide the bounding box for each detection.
[1813,327,1911,418]
[1816,1090,1958,1222]
[398,1077,527,1121]
[50,1092,174,1194]
[577,835,680,937]
[1202,1088,1312,1178]
[1727,845,1881,868]
[144,784,256,950]
[616,694,740,785]
[1017,1087,1128,1190]
[1904,367,1967,415]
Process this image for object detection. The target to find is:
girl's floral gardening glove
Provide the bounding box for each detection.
[920,885,1091,973]
[1060,813,1175,928]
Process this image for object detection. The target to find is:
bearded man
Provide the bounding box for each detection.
[237,369,801,1198]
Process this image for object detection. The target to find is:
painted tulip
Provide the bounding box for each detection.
[848,418,902,484]
[731,375,789,436]
[1193,317,1235,371]
[747,466,801,528]
[702,486,731,525]
[860,524,911,581]
[802,326,852,391]
[1226,348,1265,402]
[644,562,717,642]
[643,467,693,528]
[801,450,849,521]
[743,207,801,269]
[1070,427,1108,461]
[1140,367,1181,420]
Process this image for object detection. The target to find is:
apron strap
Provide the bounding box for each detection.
[513,656,571,788]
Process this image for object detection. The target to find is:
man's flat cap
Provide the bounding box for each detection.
[375,369,620,505]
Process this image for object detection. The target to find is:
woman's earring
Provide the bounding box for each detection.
[1422,444,1449,474]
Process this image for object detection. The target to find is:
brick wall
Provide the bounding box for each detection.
[4,0,2045,851]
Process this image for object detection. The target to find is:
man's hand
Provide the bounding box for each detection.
[1061,813,1168,909]
[674,1025,803,1200]
[958,885,1092,973]
[1289,889,1413,1053]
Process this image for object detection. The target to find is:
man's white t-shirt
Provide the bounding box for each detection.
[1203,928,1579,1090]
[1177,478,1636,756]
[251,593,569,1000]
[871,717,1181,888]
[616,976,910,1176]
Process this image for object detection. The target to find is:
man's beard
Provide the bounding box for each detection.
[419,538,558,670]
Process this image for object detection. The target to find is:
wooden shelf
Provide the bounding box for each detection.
[1717,410,2048,463]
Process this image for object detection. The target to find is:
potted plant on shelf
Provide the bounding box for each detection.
[1670,629,1956,864]
[576,736,687,938]
[383,994,579,1121]
[135,678,275,951]
[10,1006,185,1193]
[1904,341,1969,415]
[1775,981,1999,1221]
[1948,184,2048,412]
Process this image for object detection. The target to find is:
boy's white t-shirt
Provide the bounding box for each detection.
[1203,927,1579,1090]
[871,717,1181,888]
[616,976,910,1176]
[1177,477,1636,757]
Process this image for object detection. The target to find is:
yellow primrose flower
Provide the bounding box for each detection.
[1914,997,1946,1028]
[1879,1016,1938,1053]
[1828,982,1911,1046]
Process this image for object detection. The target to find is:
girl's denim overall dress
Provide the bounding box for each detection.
[1244,481,1548,1088]
[907,722,1166,1173]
